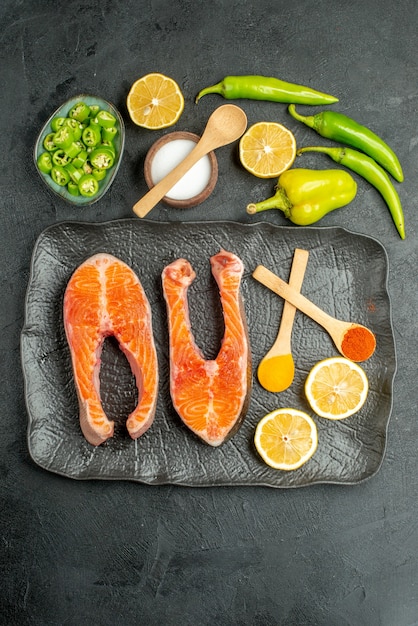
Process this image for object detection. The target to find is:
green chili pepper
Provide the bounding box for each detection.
[288,104,404,182]
[246,168,357,225]
[297,145,405,239]
[195,75,338,105]
[37,152,53,174]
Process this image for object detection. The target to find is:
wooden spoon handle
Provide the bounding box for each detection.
[279,248,310,339]
[253,264,342,332]
[133,143,207,218]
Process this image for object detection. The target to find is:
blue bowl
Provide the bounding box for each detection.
[34,94,125,206]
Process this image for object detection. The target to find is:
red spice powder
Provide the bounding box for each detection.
[367,299,376,312]
[341,325,376,361]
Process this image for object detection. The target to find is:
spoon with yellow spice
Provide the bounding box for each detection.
[257,248,309,392]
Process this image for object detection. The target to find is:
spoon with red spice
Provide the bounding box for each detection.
[253,265,376,362]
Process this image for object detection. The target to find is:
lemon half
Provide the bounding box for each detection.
[254,408,318,471]
[305,357,369,420]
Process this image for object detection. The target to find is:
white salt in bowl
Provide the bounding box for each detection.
[144,131,218,209]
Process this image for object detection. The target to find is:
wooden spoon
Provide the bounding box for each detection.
[257,248,309,392]
[133,104,248,218]
[253,264,376,362]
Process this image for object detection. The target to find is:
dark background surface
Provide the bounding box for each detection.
[1,1,417,624]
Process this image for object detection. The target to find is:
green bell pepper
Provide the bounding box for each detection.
[246,168,357,225]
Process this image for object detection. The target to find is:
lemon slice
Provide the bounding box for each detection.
[254,408,318,471]
[305,357,369,420]
[127,73,184,129]
[239,121,296,178]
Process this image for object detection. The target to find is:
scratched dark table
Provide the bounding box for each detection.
[2,1,418,624]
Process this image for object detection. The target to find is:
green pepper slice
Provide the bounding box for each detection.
[89,146,115,170]
[63,118,82,141]
[53,126,74,150]
[68,102,91,122]
[96,110,117,128]
[78,174,99,197]
[37,152,53,174]
[82,161,93,175]
[64,141,82,159]
[92,168,107,181]
[89,104,100,117]
[51,116,66,132]
[52,149,71,166]
[72,149,88,168]
[43,133,56,152]
[65,163,84,183]
[67,181,80,196]
[82,125,101,147]
[101,126,118,143]
[51,165,70,186]
[99,140,116,155]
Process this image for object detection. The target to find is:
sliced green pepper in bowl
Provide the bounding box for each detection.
[34,94,125,206]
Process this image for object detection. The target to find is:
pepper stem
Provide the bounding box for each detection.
[288,104,316,129]
[195,81,223,103]
[246,186,292,216]
[297,145,344,163]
